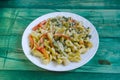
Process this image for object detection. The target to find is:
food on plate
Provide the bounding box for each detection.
[29,16,92,65]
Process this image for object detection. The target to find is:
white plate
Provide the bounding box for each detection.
[22,12,99,71]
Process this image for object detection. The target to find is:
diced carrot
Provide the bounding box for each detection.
[36,46,43,51]
[36,33,48,48]
[38,32,54,48]
[37,46,49,59]
[72,19,75,22]
[39,33,47,43]
[42,33,47,37]
[40,48,49,59]
[40,33,54,47]
[32,25,39,31]
[40,37,44,43]
[32,20,46,31]
[54,33,70,39]
[34,37,50,59]
[40,20,46,25]
[29,35,34,49]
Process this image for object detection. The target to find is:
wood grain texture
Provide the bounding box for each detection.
[0,8,120,73]
[0,70,120,80]
[0,0,120,9]
[0,1,120,80]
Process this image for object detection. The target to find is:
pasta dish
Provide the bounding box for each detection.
[28,16,92,65]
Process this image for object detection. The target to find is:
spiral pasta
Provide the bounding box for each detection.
[29,16,92,65]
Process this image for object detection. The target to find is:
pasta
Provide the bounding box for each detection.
[29,16,92,65]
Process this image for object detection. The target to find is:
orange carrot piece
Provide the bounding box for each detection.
[29,35,34,49]
[39,33,47,43]
[32,25,39,31]
[40,48,49,59]
[40,37,44,43]
[39,20,46,25]
[37,46,49,59]
[32,20,46,31]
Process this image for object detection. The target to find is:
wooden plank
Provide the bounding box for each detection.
[0,0,120,9]
[1,8,120,37]
[0,58,4,69]
[0,36,9,69]
[0,70,120,80]
[0,8,120,73]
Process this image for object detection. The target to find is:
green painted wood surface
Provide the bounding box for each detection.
[0,71,120,80]
[0,0,120,79]
[0,0,120,9]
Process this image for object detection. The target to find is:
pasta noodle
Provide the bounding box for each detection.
[29,16,92,65]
